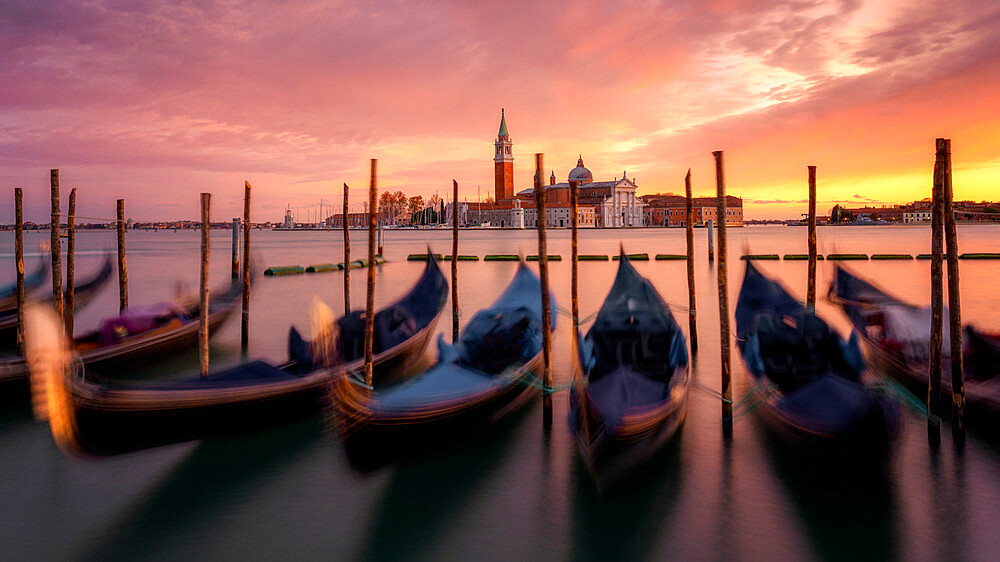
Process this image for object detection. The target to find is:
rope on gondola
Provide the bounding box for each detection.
[554,305,597,327]
[518,373,572,394]
[692,380,773,423]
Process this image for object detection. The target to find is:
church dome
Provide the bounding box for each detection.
[568,156,592,184]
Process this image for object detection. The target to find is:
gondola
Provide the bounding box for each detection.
[0,257,48,311]
[569,252,690,490]
[830,265,1000,424]
[735,262,901,466]
[27,256,448,455]
[331,261,553,471]
[1,269,242,385]
[0,254,113,345]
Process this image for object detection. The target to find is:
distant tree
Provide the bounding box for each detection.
[484,195,495,206]
[378,191,393,219]
[984,206,999,214]
[408,195,424,215]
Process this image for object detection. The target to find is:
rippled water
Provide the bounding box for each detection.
[2,225,1000,560]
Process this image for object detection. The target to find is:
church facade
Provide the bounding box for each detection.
[457,110,645,228]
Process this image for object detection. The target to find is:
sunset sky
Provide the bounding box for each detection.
[1,0,998,222]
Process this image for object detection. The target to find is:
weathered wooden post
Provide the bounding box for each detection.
[714,151,733,436]
[534,153,553,427]
[242,181,251,352]
[343,183,351,315]
[807,165,817,311]
[117,199,128,312]
[200,193,211,377]
[14,188,25,355]
[452,179,460,342]
[707,219,715,261]
[928,148,944,445]
[685,170,698,353]
[940,138,965,443]
[570,179,580,335]
[378,221,384,257]
[50,170,63,320]
[231,217,240,279]
[364,160,378,387]
[65,188,76,335]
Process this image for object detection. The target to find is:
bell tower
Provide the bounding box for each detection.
[494,108,514,202]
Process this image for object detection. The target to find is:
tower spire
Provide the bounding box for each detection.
[498,108,509,138]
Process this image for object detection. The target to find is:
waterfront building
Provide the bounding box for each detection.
[903,210,932,223]
[641,194,744,227]
[463,110,645,228]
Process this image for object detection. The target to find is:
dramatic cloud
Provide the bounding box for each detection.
[1,0,997,221]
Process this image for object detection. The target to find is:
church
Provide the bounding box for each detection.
[452,110,645,228]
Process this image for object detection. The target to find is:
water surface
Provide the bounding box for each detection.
[2,225,999,560]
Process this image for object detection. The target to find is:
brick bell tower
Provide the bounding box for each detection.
[494,108,514,202]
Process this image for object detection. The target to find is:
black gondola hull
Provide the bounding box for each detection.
[574,389,688,491]
[340,375,539,472]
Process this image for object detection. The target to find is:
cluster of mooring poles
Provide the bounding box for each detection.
[13,171,255,380]
[927,138,965,447]
[19,138,968,442]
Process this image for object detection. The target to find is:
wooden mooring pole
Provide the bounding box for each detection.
[940,138,965,444]
[928,146,944,446]
[714,151,733,436]
[65,188,76,336]
[534,153,553,428]
[117,199,128,312]
[364,160,377,387]
[707,219,715,261]
[231,218,240,279]
[199,193,211,377]
[807,166,817,311]
[343,183,351,315]
[50,170,63,320]
[242,182,252,352]
[15,188,25,355]
[684,170,698,353]
[452,179,460,343]
[570,179,580,335]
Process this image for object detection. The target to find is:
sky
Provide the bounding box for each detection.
[1,0,998,222]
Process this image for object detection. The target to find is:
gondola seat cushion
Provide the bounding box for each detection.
[588,319,678,382]
[750,310,860,393]
[459,306,539,374]
[337,306,419,362]
[98,302,189,346]
[587,366,670,432]
[775,374,873,435]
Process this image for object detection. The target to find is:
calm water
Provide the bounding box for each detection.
[2,225,1000,560]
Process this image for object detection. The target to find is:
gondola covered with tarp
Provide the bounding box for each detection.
[332,261,553,471]
[831,265,1000,425]
[27,256,448,455]
[2,265,241,385]
[569,253,690,490]
[735,262,901,465]
[0,254,112,350]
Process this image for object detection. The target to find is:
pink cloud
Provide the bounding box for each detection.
[0,0,997,222]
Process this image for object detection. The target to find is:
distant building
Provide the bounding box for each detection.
[903,210,932,223]
[641,194,744,227]
[283,209,295,229]
[462,110,645,228]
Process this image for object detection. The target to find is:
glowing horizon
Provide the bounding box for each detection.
[1,0,997,222]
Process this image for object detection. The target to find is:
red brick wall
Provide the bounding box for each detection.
[495,161,513,201]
